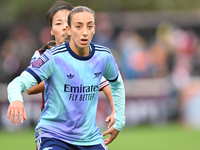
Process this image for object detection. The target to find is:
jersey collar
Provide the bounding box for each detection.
[65,42,95,61]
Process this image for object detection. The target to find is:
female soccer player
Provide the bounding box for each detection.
[7,6,125,150]
[27,1,115,128]
[27,0,73,110]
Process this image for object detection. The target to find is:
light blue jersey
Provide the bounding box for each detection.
[29,50,109,92]
[7,42,125,146]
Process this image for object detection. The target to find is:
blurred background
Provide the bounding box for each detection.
[1,0,200,149]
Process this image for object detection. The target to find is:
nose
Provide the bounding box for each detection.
[82,26,88,36]
[63,22,67,31]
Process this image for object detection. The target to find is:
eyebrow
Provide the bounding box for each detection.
[55,19,64,22]
[75,21,94,24]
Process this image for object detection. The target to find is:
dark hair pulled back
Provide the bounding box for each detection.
[40,1,74,53]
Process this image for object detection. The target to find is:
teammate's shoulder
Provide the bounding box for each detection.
[91,43,111,54]
[32,50,40,55]
[48,43,68,55]
[30,50,41,63]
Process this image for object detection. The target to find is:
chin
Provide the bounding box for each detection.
[79,43,89,48]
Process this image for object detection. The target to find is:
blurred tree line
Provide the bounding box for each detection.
[0,0,200,27]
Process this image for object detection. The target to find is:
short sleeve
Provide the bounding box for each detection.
[99,76,109,91]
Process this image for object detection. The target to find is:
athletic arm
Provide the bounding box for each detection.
[102,85,115,128]
[102,85,115,112]
[108,72,125,131]
[27,81,45,95]
[100,76,115,128]
[7,50,53,125]
[7,71,38,125]
[103,72,125,145]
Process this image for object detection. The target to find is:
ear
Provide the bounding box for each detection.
[66,25,71,36]
[50,27,53,36]
[93,25,96,35]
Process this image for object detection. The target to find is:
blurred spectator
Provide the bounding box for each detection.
[192,38,200,76]
[171,29,197,90]
[149,42,168,78]
[155,22,198,89]
[92,13,115,49]
[117,29,152,79]
[155,22,177,74]
[0,21,37,82]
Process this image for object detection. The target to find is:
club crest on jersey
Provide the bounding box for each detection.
[32,54,49,68]
[94,72,101,78]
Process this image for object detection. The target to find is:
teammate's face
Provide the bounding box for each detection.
[51,9,69,46]
[66,11,95,53]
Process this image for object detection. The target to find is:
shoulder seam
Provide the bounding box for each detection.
[93,44,111,54]
[49,44,68,55]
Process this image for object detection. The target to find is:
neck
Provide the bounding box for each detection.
[69,41,90,57]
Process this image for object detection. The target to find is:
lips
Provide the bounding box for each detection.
[80,39,88,45]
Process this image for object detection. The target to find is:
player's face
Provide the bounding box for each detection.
[51,9,69,46]
[67,11,95,52]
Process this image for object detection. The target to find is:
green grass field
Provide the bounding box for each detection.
[1,123,200,150]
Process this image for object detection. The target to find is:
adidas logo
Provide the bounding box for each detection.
[67,74,74,79]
